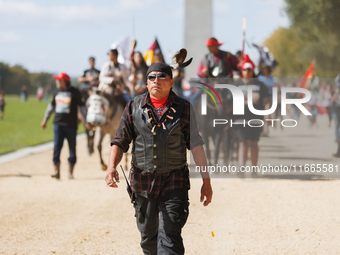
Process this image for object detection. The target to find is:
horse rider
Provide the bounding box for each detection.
[98,49,132,103]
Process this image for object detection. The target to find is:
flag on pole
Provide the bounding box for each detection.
[298,60,315,89]
[252,43,278,71]
[144,38,164,66]
[111,36,132,68]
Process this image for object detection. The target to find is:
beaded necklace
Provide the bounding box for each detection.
[144,107,177,133]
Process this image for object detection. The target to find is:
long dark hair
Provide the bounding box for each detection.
[134,51,148,69]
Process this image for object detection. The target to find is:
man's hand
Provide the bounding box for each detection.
[105,145,124,188]
[41,121,47,129]
[90,80,99,86]
[202,67,209,77]
[115,70,122,78]
[87,75,95,82]
[105,168,120,188]
[200,180,213,206]
[191,145,212,206]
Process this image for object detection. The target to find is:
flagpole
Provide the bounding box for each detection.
[132,17,135,39]
[241,17,246,60]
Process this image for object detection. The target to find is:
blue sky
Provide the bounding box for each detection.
[0,0,289,77]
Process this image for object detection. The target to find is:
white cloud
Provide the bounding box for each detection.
[0,0,184,29]
[0,0,138,28]
[0,32,21,43]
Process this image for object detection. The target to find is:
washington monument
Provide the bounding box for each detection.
[184,0,212,79]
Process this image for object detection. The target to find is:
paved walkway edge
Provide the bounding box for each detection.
[0,133,86,165]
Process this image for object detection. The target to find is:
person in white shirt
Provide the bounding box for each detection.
[98,49,131,102]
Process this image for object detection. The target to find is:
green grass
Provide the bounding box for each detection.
[0,95,85,155]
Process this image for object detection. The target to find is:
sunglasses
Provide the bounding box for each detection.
[242,68,252,72]
[148,73,167,81]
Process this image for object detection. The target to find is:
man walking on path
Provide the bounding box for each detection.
[106,61,213,255]
[41,72,89,179]
[0,90,5,120]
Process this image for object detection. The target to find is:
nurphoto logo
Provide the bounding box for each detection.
[198,82,312,128]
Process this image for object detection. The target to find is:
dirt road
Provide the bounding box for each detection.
[1,116,340,254]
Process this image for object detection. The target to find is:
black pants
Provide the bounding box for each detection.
[133,188,189,255]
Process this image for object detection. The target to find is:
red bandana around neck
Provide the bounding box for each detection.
[150,96,169,109]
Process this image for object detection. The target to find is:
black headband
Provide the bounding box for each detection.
[146,63,173,79]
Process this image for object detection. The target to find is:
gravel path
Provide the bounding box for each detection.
[1,116,340,254]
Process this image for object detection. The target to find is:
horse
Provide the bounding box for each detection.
[192,78,233,166]
[84,87,127,170]
[96,90,127,170]
[79,87,96,155]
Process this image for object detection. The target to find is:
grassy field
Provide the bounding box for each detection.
[0,95,85,155]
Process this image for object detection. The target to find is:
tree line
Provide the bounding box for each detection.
[0,62,56,95]
[264,0,340,78]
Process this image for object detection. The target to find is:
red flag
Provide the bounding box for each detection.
[298,60,315,89]
[144,38,164,66]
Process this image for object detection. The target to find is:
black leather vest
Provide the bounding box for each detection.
[131,94,187,173]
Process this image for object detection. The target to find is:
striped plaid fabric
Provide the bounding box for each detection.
[111,91,204,198]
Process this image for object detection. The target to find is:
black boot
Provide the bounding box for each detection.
[68,164,75,179]
[51,162,60,179]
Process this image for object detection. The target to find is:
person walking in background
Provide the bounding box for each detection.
[44,85,51,102]
[335,71,340,89]
[307,87,319,128]
[37,86,43,101]
[258,65,274,92]
[233,55,270,177]
[321,84,333,127]
[21,85,28,102]
[332,72,340,143]
[41,73,90,179]
[258,65,274,136]
[289,84,303,121]
[0,90,5,120]
[331,78,340,157]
